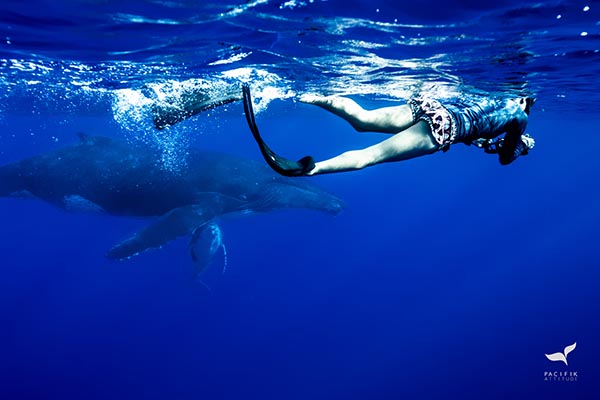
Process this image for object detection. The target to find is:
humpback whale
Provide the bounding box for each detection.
[0,134,343,268]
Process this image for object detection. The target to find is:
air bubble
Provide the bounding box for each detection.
[581,31,588,37]
[583,6,590,12]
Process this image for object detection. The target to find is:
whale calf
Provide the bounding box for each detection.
[0,134,343,267]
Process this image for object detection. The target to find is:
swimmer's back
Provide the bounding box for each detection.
[444,97,528,143]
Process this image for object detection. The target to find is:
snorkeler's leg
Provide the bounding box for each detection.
[308,121,437,175]
[300,94,414,133]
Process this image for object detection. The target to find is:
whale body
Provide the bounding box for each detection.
[0,134,343,264]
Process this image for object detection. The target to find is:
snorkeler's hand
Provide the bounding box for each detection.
[471,138,488,148]
[476,138,502,154]
[521,134,535,150]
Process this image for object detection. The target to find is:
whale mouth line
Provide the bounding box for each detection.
[260,182,345,215]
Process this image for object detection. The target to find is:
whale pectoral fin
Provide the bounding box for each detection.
[107,205,216,260]
[107,193,245,261]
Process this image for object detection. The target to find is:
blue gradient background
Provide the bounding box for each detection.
[1,1,599,399]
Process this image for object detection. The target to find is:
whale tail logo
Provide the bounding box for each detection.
[545,342,577,366]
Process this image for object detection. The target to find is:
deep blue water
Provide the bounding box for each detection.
[1,1,599,399]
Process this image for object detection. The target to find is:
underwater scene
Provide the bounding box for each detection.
[0,1,599,399]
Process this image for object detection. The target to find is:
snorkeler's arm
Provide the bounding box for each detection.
[497,122,532,165]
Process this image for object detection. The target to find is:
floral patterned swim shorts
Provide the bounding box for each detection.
[408,97,458,150]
